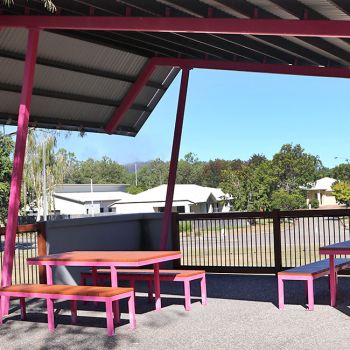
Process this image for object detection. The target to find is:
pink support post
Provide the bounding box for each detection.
[147,280,153,302]
[329,255,336,306]
[160,68,190,250]
[106,300,114,336]
[1,29,39,315]
[128,294,136,330]
[278,276,284,310]
[201,274,208,306]
[70,300,77,324]
[20,298,27,321]
[307,278,314,311]
[46,298,55,332]
[110,266,120,324]
[154,263,161,311]
[184,280,191,311]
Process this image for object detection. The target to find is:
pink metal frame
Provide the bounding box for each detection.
[3,14,350,293]
[160,68,190,250]
[1,29,40,315]
[27,252,181,312]
[0,288,136,336]
[81,270,208,312]
[2,16,350,38]
[319,246,350,307]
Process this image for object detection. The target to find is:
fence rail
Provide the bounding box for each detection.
[0,223,47,284]
[173,209,350,273]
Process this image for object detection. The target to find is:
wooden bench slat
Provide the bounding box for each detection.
[0,284,133,297]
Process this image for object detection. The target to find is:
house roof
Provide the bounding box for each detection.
[2,1,350,135]
[54,191,133,205]
[111,184,226,206]
[308,177,337,191]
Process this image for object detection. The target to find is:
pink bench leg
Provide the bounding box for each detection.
[307,278,314,311]
[128,294,136,330]
[278,276,284,310]
[201,275,208,306]
[0,296,3,325]
[154,263,161,311]
[106,300,114,336]
[71,300,77,324]
[147,280,153,303]
[20,298,27,321]
[184,280,191,311]
[46,298,55,332]
[112,300,119,326]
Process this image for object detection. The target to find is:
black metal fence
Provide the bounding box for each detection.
[0,223,46,284]
[173,209,350,273]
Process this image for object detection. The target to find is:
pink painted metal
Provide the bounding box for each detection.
[1,29,40,316]
[28,251,181,311]
[160,68,190,250]
[2,16,350,38]
[105,59,156,133]
[70,300,77,324]
[0,286,135,336]
[319,240,350,307]
[151,57,350,79]
[81,269,207,310]
[20,298,26,321]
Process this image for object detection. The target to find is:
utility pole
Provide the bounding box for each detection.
[135,163,138,187]
[90,179,94,217]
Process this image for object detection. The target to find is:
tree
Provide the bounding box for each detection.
[332,164,350,183]
[176,153,204,185]
[136,159,169,190]
[0,133,14,224]
[272,144,322,192]
[332,181,350,207]
[271,189,306,211]
[2,0,56,12]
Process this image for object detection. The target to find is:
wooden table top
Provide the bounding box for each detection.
[320,240,350,252]
[27,251,181,264]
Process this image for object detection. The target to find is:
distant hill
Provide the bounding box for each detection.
[124,161,150,173]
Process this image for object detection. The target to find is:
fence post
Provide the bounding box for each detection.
[37,221,47,284]
[272,209,282,273]
[171,213,181,269]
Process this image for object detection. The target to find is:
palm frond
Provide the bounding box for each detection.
[1,0,56,13]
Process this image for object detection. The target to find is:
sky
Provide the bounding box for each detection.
[4,69,350,168]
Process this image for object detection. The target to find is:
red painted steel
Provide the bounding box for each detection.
[1,29,40,291]
[2,16,350,38]
[152,57,350,79]
[104,59,157,134]
[160,68,190,250]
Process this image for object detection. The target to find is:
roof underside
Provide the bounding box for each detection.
[1,0,350,135]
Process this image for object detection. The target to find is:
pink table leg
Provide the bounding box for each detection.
[71,300,77,324]
[20,297,27,320]
[110,266,120,325]
[277,276,284,310]
[154,263,161,311]
[329,255,336,307]
[46,265,53,285]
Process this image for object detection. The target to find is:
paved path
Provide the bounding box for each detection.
[2,274,350,349]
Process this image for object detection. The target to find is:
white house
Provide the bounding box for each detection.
[52,184,132,216]
[110,184,231,214]
[306,177,338,208]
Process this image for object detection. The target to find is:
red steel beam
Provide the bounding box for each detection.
[105,59,156,134]
[1,29,40,314]
[153,57,350,78]
[160,68,190,251]
[2,16,350,38]
[105,57,350,134]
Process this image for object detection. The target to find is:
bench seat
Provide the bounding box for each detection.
[0,284,136,336]
[278,258,350,310]
[81,269,207,311]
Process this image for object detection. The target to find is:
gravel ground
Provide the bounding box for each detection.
[2,274,350,350]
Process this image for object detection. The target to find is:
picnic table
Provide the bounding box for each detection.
[27,250,182,311]
[319,240,350,306]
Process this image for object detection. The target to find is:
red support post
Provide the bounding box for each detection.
[104,59,156,134]
[160,68,190,250]
[1,29,39,301]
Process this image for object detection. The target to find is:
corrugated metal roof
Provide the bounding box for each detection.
[1,0,350,135]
